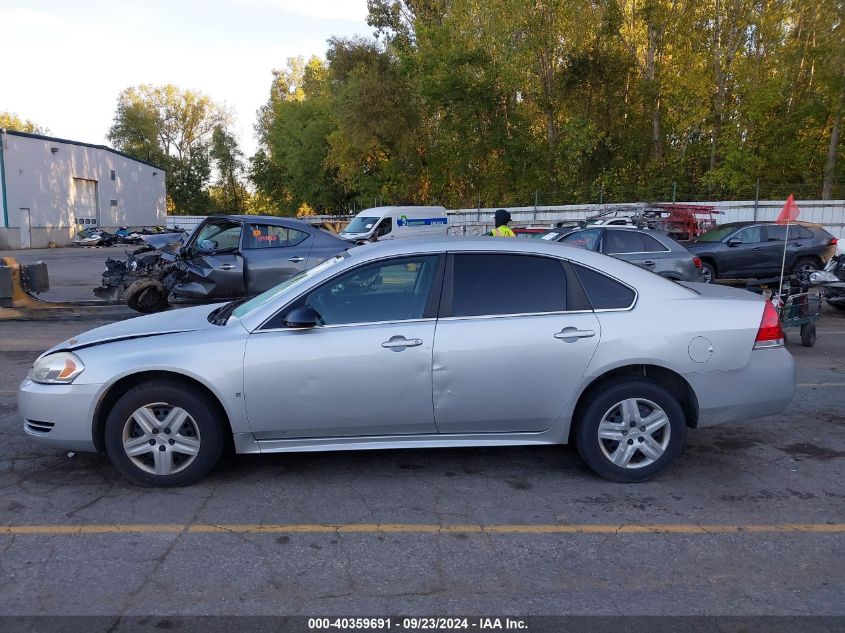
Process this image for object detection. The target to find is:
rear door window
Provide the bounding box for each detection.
[244,224,309,249]
[604,230,645,254]
[450,254,567,317]
[766,225,813,241]
[641,234,670,252]
[572,264,636,310]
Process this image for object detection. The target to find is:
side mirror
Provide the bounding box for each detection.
[727,237,743,247]
[283,305,320,328]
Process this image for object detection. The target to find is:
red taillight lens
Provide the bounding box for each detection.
[830,237,838,246]
[693,257,702,269]
[754,301,784,348]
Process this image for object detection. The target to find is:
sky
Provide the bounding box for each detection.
[0,0,372,156]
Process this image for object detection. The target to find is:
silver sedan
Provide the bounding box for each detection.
[19,238,796,486]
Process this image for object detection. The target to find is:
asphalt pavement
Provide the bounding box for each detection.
[0,248,843,618]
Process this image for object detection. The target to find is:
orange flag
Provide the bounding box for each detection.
[776,194,800,225]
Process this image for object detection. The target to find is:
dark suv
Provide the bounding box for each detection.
[685,221,837,283]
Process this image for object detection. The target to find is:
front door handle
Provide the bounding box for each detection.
[219,264,236,271]
[289,257,305,263]
[555,327,596,342]
[753,247,763,252]
[381,336,423,350]
[642,260,656,267]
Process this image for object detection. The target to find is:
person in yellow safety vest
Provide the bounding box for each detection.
[490,209,516,237]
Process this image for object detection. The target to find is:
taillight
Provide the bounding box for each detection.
[754,301,784,349]
[831,237,838,246]
[693,257,702,269]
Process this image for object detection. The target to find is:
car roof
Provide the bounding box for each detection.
[236,236,695,331]
[206,214,314,227]
[716,220,820,228]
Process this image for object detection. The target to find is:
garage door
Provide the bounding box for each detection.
[73,178,99,227]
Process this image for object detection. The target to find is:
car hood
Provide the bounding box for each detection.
[683,241,718,252]
[49,304,224,354]
[140,232,186,253]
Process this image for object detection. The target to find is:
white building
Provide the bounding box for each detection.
[0,129,166,249]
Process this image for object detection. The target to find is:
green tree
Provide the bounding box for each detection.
[209,124,246,213]
[253,57,347,213]
[0,112,48,134]
[108,84,230,213]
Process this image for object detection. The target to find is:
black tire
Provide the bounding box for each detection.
[126,282,168,313]
[700,261,716,284]
[792,257,819,276]
[826,300,845,312]
[573,378,687,483]
[800,322,816,347]
[104,380,225,487]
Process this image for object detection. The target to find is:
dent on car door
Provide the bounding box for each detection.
[432,253,601,434]
[176,219,246,299]
[242,224,315,294]
[242,255,445,439]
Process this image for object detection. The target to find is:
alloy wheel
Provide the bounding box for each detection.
[596,398,671,469]
[121,403,201,476]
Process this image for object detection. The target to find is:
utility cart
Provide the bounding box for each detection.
[747,275,823,347]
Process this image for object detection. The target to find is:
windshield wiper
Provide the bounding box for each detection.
[208,297,250,326]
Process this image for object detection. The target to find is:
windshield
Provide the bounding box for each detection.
[231,254,348,320]
[341,217,379,235]
[695,225,738,242]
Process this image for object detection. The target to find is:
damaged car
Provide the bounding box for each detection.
[95,215,351,313]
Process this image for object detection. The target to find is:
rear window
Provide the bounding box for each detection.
[572,264,636,310]
[765,225,814,241]
[452,254,567,317]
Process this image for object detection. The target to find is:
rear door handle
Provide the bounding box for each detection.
[753,247,763,252]
[642,260,656,266]
[381,336,423,350]
[555,327,596,341]
[219,264,236,271]
[289,257,305,263]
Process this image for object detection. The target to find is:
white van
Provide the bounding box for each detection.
[339,206,448,241]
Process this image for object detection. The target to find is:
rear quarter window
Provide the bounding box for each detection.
[573,264,636,310]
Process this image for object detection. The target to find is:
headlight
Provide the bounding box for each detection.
[29,352,85,384]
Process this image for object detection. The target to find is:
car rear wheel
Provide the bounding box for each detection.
[104,381,225,486]
[574,379,687,482]
[700,262,715,283]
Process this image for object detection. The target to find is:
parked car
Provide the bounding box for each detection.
[542,226,702,282]
[95,215,351,312]
[820,254,845,311]
[513,227,552,238]
[685,221,837,283]
[21,238,795,486]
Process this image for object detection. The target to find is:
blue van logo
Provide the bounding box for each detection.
[397,215,448,228]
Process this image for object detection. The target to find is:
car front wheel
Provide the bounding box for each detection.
[574,379,687,482]
[104,381,225,486]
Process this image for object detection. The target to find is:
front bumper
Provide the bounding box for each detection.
[686,347,796,428]
[18,378,102,452]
